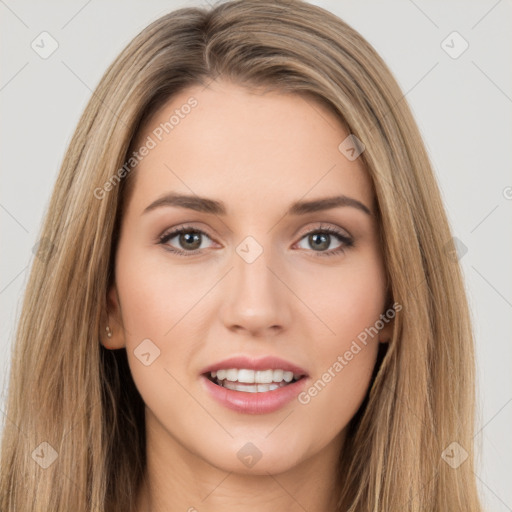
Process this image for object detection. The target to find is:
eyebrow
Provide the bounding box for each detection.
[142,192,372,217]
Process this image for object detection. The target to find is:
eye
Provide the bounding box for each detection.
[294,224,354,257]
[158,223,354,258]
[158,225,216,256]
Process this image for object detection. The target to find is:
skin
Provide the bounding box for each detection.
[102,79,393,512]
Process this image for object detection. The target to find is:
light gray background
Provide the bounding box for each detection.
[1,0,511,509]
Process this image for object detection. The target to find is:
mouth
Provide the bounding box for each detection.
[199,355,309,413]
[204,368,306,393]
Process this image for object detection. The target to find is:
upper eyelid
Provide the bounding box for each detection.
[297,223,352,239]
[159,224,217,243]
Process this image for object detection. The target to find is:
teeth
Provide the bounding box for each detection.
[255,370,273,383]
[237,369,255,383]
[208,370,303,395]
[209,368,301,387]
[222,381,286,393]
[283,372,293,383]
[273,369,284,382]
[226,368,238,381]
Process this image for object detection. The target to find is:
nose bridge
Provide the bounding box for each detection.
[219,234,291,334]
[235,235,274,293]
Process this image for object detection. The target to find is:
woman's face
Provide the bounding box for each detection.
[106,79,391,476]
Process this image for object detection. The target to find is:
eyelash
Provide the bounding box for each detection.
[158,223,354,258]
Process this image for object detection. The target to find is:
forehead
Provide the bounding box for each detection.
[127,80,373,217]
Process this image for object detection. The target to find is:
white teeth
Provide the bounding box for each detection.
[237,369,255,383]
[226,368,238,382]
[273,369,284,382]
[223,381,258,392]
[209,368,303,390]
[222,381,287,393]
[255,369,273,383]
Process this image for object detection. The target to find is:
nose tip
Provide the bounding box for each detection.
[219,241,292,336]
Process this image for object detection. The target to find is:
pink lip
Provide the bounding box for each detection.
[199,355,308,376]
[200,375,308,414]
[199,355,309,415]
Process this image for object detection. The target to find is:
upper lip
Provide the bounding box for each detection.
[200,355,309,377]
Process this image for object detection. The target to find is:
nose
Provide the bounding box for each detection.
[219,242,292,337]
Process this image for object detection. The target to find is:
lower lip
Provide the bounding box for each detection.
[200,375,308,414]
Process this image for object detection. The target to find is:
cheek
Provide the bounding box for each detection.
[114,249,204,427]
[292,252,386,431]
[113,244,190,378]
[296,342,378,446]
[116,244,212,339]
[294,249,387,343]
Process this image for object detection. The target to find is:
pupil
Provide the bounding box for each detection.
[180,232,201,250]
[310,233,329,251]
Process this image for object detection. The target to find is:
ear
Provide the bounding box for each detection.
[378,298,397,344]
[378,318,394,344]
[100,283,126,350]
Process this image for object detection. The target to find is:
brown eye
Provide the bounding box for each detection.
[159,227,215,255]
[177,231,202,250]
[307,233,331,251]
[295,227,353,256]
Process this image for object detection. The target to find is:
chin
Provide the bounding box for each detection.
[195,432,312,476]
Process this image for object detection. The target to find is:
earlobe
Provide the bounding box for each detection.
[378,317,394,344]
[378,296,396,344]
[101,284,126,349]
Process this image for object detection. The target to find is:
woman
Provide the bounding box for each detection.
[0,0,483,510]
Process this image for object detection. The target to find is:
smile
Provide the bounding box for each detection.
[200,355,309,414]
[207,368,304,393]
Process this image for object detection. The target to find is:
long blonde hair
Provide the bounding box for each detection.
[0,1,482,510]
